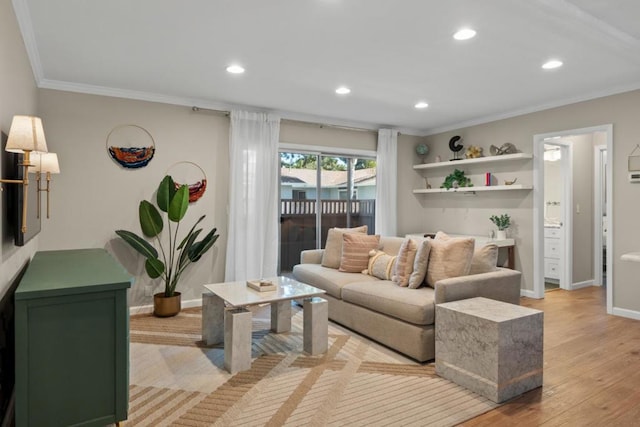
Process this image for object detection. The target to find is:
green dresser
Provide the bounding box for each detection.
[15,249,133,427]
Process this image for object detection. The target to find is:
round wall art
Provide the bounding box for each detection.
[106,124,155,168]
[167,161,207,203]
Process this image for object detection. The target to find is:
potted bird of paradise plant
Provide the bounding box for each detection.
[116,175,219,317]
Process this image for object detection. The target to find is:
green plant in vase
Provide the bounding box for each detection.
[441,169,473,190]
[116,175,219,316]
[490,214,511,240]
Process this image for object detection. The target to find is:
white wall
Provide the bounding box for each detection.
[0,0,39,299]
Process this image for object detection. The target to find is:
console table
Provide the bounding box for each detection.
[406,232,516,269]
[15,249,132,427]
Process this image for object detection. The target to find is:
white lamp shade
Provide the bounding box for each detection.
[28,152,60,174]
[6,115,48,153]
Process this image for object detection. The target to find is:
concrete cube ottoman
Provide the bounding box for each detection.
[435,297,543,403]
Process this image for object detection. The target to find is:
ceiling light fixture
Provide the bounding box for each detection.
[226,65,245,74]
[414,101,429,109]
[542,60,563,70]
[453,28,476,41]
[335,86,351,95]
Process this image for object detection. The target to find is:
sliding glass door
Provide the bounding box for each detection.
[279,151,376,273]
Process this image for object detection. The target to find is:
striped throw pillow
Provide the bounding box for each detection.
[339,233,381,273]
[392,238,418,287]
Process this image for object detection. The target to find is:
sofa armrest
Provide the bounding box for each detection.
[434,268,522,305]
[300,249,324,264]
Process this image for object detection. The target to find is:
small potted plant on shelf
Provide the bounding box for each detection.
[116,175,219,317]
[490,214,511,240]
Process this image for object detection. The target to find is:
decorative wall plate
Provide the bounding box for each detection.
[166,161,207,203]
[107,124,155,168]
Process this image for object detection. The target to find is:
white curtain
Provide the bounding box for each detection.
[225,110,281,281]
[375,128,398,236]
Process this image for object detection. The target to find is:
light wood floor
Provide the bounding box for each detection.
[462,286,640,427]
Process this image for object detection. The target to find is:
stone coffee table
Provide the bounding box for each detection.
[435,297,543,403]
[202,276,327,373]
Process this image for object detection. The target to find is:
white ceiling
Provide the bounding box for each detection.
[15,0,640,135]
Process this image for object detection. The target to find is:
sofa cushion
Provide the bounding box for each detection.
[379,236,407,256]
[469,243,499,274]
[339,233,381,272]
[408,239,431,289]
[292,263,379,299]
[342,280,436,326]
[364,250,396,280]
[321,226,368,269]
[392,238,418,287]
[426,233,474,288]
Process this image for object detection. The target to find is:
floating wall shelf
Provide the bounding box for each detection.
[413,184,533,194]
[413,153,533,170]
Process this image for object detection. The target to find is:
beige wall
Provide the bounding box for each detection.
[37,89,230,306]
[398,89,640,313]
[569,134,595,284]
[0,0,39,298]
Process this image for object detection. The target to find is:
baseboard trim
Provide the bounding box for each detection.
[130,298,202,315]
[520,289,537,298]
[571,280,594,290]
[612,307,640,321]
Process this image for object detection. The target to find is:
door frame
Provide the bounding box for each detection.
[532,124,613,314]
[593,145,607,286]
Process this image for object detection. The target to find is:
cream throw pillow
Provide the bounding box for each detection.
[363,249,397,280]
[425,232,475,288]
[339,233,381,273]
[392,238,418,287]
[469,243,499,274]
[321,225,368,269]
[408,239,431,289]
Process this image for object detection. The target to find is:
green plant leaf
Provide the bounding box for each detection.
[139,200,163,237]
[168,185,189,222]
[156,175,177,213]
[177,215,206,250]
[145,258,165,278]
[188,228,219,262]
[115,230,158,259]
[179,228,203,268]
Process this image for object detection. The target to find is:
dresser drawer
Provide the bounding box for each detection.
[544,259,561,279]
[544,239,561,259]
[544,227,562,238]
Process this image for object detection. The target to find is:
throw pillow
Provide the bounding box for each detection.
[363,249,397,280]
[392,238,418,287]
[425,235,475,288]
[321,225,368,269]
[408,239,431,289]
[339,233,381,273]
[469,243,499,274]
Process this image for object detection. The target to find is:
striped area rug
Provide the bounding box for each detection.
[126,306,498,426]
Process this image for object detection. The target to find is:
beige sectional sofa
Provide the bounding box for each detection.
[292,235,522,362]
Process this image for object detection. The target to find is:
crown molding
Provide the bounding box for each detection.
[421,81,640,136]
[12,0,44,83]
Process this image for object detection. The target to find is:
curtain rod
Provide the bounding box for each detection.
[191,106,384,134]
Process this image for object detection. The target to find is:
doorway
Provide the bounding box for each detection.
[542,141,571,291]
[533,125,613,314]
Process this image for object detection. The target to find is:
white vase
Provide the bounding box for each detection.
[496,230,507,240]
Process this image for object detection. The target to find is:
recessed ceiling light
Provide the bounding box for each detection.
[335,86,351,95]
[414,101,429,109]
[453,28,476,41]
[226,65,245,74]
[542,60,563,70]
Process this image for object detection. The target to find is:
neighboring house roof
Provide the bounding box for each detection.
[281,167,376,187]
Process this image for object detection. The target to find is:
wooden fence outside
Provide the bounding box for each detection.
[280,199,375,272]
